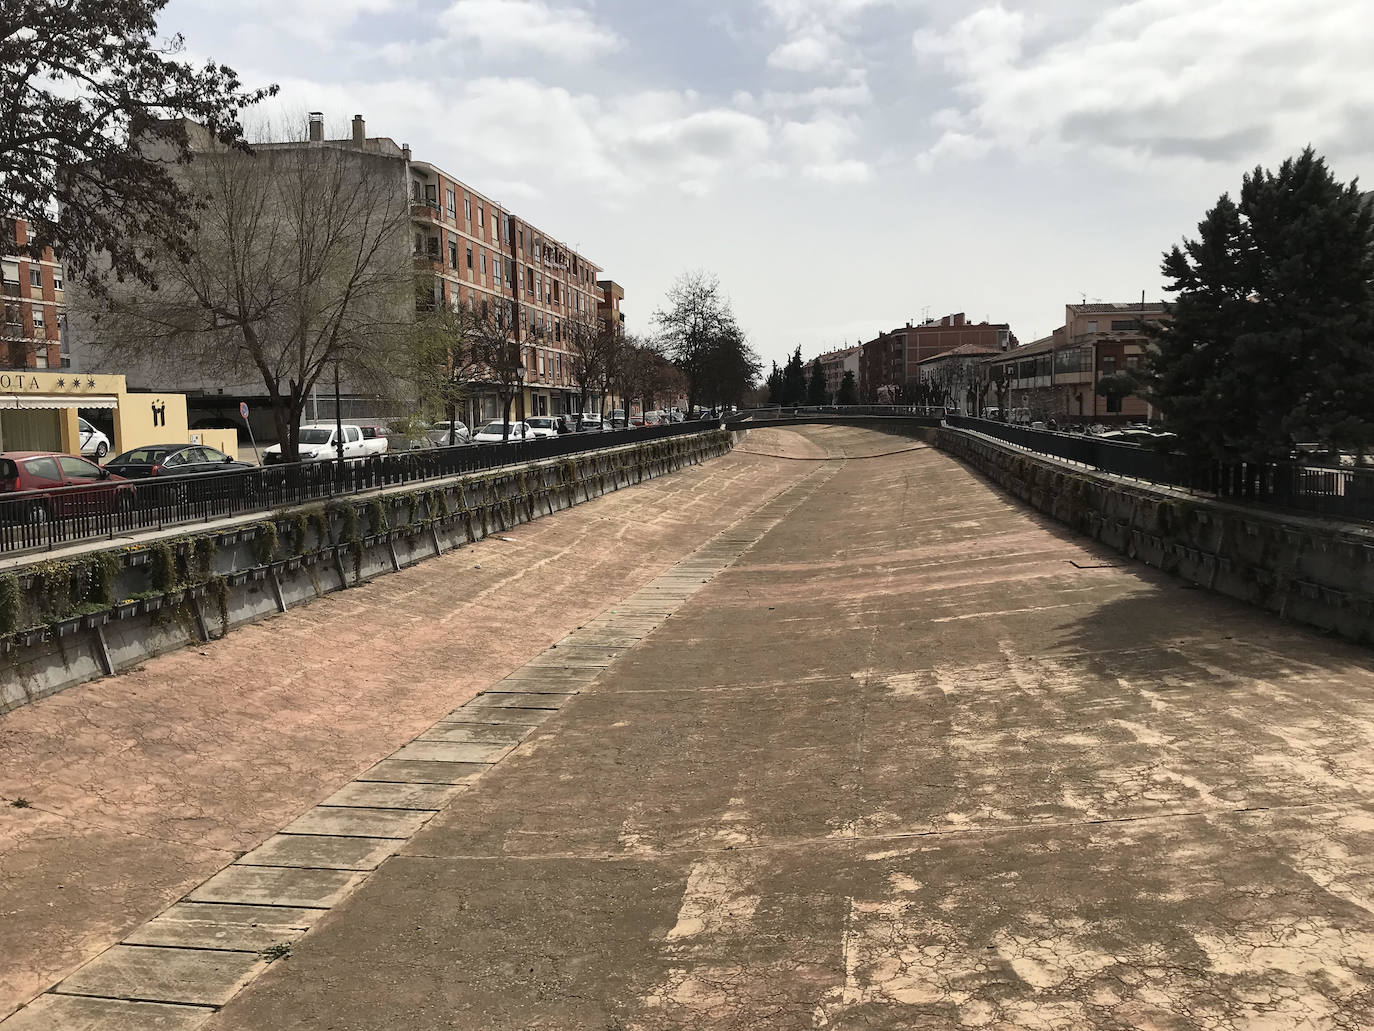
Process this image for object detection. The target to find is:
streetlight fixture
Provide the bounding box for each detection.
[333,355,345,465]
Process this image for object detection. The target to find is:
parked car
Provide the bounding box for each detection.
[78,417,111,460]
[0,451,134,520]
[525,416,560,439]
[104,443,257,504]
[578,413,604,432]
[472,420,535,443]
[425,420,471,447]
[357,425,391,455]
[608,409,626,429]
[262,423,370,463]
[105,443,254,480]
[667,408,685,424]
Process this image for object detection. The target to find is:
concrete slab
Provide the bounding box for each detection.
[2,995,213,1031]
[57,945,264,1007]
[280,807,430,839]
[498,665,600,683]
[433,709,553,726]
[464,693,567,711]
[125,903,316,951]
[415,724,532,745]
[360,759,493,783]
[318,781,465,811]
[187,866,363,909]
[237,833,401,870]
[391,741,509,764]
[488,679,581,695]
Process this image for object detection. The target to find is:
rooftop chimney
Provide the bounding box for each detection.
[308,112,324,142]
[402,143,412,162]
[954,313,966,327]
[352,114,366,146]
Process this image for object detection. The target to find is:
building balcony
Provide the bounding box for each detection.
[2,282,19,297]
[411,200,442,221]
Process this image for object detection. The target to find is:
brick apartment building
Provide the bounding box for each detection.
[859,314,1014,401]
[2,218,67,370]
[981,301,1168,423]
[816,345,860,400]
[78,113,622,437]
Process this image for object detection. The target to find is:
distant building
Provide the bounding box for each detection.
[916,342,1002,415]
[982,301,1168,423]
[860,314,1014,401]
[815,345,861,400]
[2,218,67,371]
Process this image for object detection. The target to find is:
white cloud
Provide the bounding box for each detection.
[253,75,855,198]
[913,0,1374,169]
[767,35,838,73]
[437,0,622,60]
[762,72,873,110]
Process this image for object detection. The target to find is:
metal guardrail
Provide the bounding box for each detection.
[0,420,718,557]
[730,405,948,420]
[945,416,1374,523]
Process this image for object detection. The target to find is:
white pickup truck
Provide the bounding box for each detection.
[263,423,372,463]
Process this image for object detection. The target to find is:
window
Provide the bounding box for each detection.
[346,426,362,443]
[32,309,44,329]
[1086,321,1099,334]
[466,246,473,270]
[494,259,501,284]
[463,197,471,222]
[52,272,62,291]
[1100,355,1117,374]
[527,267,535,291]
[538,351,545,376]
[481,253,487,277]
[536,273,542,297]
[445,188,456,217]
[1111,319,1142,332]
[478,206,485,229]
[29,268,40,287]
[23,457,60,481]
[449,241,459,269]
[1125,354,1141,369]
[58,455,99,479]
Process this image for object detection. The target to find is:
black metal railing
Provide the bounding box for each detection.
[0,420,717,557]
[945,416,1374,522]
[730,405,947,421]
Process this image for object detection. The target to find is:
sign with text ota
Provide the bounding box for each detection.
[239,402,249,420]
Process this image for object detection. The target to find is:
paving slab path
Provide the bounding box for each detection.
[0,429,815,1021]
[13,424,1374,1030]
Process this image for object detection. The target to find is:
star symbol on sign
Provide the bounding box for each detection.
[87,378,95,387]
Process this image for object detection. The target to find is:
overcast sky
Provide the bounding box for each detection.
[162,0,1373,365]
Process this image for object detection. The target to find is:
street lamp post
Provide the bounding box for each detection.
[333,357,345,465]
[516,350,527,436]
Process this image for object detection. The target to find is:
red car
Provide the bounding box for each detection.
[0,451,135,521]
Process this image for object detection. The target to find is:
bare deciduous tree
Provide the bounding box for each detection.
[405,288,484,444]
[470,298,524,440]
[78,128,413,460]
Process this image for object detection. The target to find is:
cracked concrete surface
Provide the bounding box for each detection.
[16,423,1374,1030]
[0,430,816,1021]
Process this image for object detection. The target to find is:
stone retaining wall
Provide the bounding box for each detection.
[939,427,1374,643]
[1,431,734,712]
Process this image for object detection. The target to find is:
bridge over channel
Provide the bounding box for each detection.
[3,423,1373,1030]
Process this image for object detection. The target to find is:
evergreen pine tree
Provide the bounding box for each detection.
[781,346,807,406]
[807,358,828,404]
[1149,149,1374,462]
[765,361,783,405]
[837,370,858,405]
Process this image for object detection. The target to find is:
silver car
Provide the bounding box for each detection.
[426,421,471,447]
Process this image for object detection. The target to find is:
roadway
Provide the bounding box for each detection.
[8,424,1374,1029]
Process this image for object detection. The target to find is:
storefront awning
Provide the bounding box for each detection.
[0,394,119,410]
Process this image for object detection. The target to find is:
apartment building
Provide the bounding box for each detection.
[2,218,67,371]
[981,301,1168,423]
[815,345,860,400]
[859,314,1014,401]
[406,114,610,425]
[78,113,620,438]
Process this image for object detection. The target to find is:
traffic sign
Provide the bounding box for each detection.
[239,402,249,419]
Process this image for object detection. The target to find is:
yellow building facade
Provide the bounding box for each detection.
[0,371,235,457]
